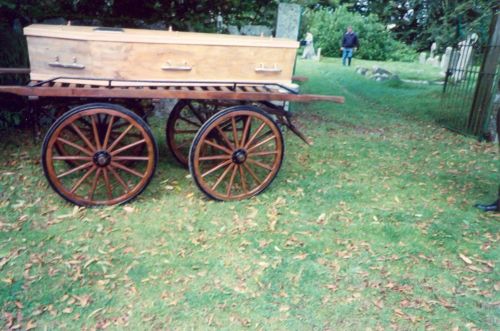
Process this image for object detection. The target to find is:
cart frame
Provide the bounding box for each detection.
[0,75,344,205]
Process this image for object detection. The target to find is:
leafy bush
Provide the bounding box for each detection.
[305,6,416,62]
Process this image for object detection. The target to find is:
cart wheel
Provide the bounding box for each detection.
[166,100,222,167]
[54,103,146,167]
[189,105,284,201]
[42,103,158,206]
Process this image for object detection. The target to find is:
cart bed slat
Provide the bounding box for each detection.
[0,83,345,104]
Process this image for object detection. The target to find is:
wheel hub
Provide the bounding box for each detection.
[232,149,247,164]
[93,151,111,167]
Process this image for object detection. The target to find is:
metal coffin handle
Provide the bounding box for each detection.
[49,56,85,70]
[161,61,192,71]
[255,64,282,73]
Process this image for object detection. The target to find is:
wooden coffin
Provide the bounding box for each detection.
[24,24,299,86]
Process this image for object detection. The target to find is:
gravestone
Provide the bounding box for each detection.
[275,3,302,40]
[440,46,453,72]
[426,42,438,65]
[227,25,240,35]
[454,33,478,82]
[419,52,427,64]
[430,42,437,58]
[315,48,321,61]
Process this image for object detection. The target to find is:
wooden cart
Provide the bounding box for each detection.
[0,76,344,205]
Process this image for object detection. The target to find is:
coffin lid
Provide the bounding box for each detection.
[24,24,299,49]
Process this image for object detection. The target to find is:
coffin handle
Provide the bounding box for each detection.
[161,61,192,71]
[255,64,282,73]
[49,56,85,70]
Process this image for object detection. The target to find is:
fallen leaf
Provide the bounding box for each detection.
[293,253,308,260]
[123,206,135,213]
[326,284,338,292]
[63,307,73,314]
[25,320,37,330]
[279,305,290,312]
[459,253,472,265]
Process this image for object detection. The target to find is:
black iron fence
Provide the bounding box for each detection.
[442,10,500,139]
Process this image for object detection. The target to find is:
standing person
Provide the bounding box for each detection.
[341,26,359,66]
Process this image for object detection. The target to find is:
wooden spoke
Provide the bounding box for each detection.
[231,117,239,148]
[111,161,145,178]
[202,159,232,178]
[102,168,113,200]
[70,166,96,193]
[247,135,276,152]
[211,163,234,191]
[53,156,92,161]
[109,166,129,193]
[70,122,96,152]
[55,137,93,156]
[199,155,231,161]
[57,162,93,179]
[203,139,232,155]
[226,164,238,197]
[242,162,262,185]
[43,106,157,206]
[108,124,134,152]
[178,115,201,127]
[176,140,191,149]
[240,115,252,147]
[91,115,102,150]
[111,121,130,130]
[246,158,273,171]
[238,165,248,194]
[112,156,149,161]
[103,115,115,149]
[247,150,278,157]
[111,139,146,156]
[244,122,266,150]
[88,168,102,201]
[187,102,205,124]
[254,129,273,142]
[215,125,235,149]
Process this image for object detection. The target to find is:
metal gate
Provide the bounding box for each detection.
[441,9,500,139]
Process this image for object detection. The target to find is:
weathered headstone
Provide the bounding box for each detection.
[227,25,240,35]
[373,66,392,76]
[315,48,321,61]
[430,42,437,58]
[275,3,302,40]
[419,52,427,64]
[454,33,478,81]
[426,42,438,65]
[440,47,452,69]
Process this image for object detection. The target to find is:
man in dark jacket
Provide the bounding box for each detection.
[341,26,359,66]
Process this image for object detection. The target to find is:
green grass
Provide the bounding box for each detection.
[0,58,499,330]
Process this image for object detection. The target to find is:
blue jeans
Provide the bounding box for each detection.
[342,48,353,66]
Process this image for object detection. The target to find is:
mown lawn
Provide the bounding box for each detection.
[0,58,498,330]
